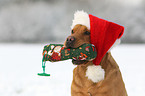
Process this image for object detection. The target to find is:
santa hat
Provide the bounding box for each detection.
[71,10,124,83]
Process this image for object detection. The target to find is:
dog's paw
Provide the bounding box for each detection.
[86,65,105,83]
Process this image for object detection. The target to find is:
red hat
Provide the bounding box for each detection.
[89,14,124,65]
[71,11,124,65]
[71,10,124,83]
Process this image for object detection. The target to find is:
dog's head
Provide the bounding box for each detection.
[64,24,90,48]
[64,24,91,65]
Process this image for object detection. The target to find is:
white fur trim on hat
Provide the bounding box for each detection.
[86,65,105,83]
[71,10,90,30]
[108,39,121,52]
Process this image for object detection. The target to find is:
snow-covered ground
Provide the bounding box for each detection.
[0,44,145,96]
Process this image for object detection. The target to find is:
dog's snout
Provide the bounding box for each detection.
[67,36,75,42]
[66,36,75,48]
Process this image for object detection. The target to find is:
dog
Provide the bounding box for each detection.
[64,24,127,96]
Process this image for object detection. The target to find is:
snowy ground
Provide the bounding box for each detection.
[0,43,145,96]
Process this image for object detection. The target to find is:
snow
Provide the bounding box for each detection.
[111,44,145,96]
[0,44,145,96]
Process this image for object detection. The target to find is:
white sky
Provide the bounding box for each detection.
[118,0,143,6]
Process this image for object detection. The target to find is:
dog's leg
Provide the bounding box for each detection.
[71,70,85,96]
[71,92,85,96]
[71,91,92,96]
[71,67,90,96]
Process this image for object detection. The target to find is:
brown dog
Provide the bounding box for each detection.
[64,24,127,96]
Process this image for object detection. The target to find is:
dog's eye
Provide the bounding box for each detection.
[71,30,74,34]
[84,31,90,35]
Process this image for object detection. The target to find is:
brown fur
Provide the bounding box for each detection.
[64,24,90,48]
[64,24,127,96]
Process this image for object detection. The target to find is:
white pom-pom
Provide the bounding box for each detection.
[86,65,105,83]
[71,10,90,30]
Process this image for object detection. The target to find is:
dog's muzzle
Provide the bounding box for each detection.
[66,36,75,48]
[72,59,88,65]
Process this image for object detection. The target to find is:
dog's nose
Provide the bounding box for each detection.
[66,36,75,48]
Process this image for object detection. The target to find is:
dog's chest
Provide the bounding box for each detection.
[73,65,94,88]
